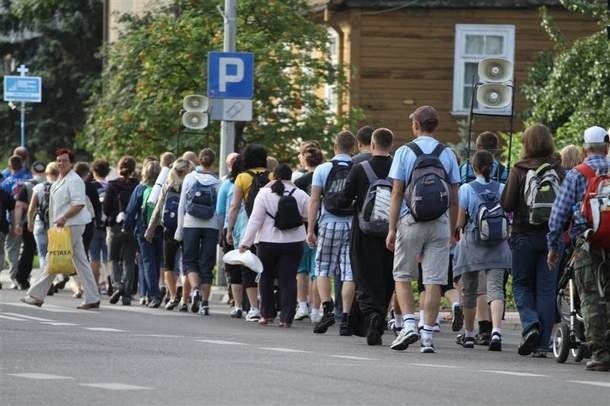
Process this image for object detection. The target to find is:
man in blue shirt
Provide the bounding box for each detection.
[307,131,356,336]
[386,105,460,354]
[460,131,509,184]
[1,146,32,180]
[547,126,610,372]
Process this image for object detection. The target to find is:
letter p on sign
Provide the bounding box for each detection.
[219,58,244,92]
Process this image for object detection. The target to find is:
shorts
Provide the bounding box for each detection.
[89,228,108,262]
[225,244,257,289]
[314,222,352,282]
[297,242,316,278]
[162,230,181,272]
[393,214,450,285]
[182,227,217,285]
[418,254,455,294]
[461,268,505,308]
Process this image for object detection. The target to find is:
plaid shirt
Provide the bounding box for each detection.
[547,154,610,250]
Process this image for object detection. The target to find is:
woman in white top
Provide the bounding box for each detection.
[240,164,310,327]
[21,148,101,309]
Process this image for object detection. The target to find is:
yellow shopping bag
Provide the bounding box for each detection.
[47,227,75,275]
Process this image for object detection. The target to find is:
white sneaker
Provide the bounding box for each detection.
[390,327,419,351]
[294,306,310,321]
[245,308,261,322]
[310,310,322,323]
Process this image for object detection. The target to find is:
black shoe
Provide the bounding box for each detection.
[121,296,132,306]
[313,313,335,334]
[339,319,351,337]
[106,276,113,297]
[109,289,122,305]
[54,278,68,291]
[456,333,465,346]
[488,333,502,352]
[475,332,491,346]
[178,301,188,312]
[165,298,179,311]
[176,286,183,302]
[160,286,167,300]
[366,314,383,346]
[518,327,540,356]
[452,305,464,332]
[462,335,475,349]
[47,285,55,296]
[190,290,202,313]
[230,308,243,318]
[148,298,162,308]
[200,301,210,316]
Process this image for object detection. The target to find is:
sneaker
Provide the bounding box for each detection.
[148,297,162,308]
[294,306,310,321]
[531,350,547,358]
[165,298,179,311]
[310,311,322,324]
[420,340,436,354]
[518,327,540,356]
[585,359,610,371]
[200,302,210,316]
[489,332,502,352]
[339,319,351,336]
[456,333,465,346]
[230,308,243,318]
[390,327,419,351]
[366,313,383,346]
[178,300,188,312]
[475,331,491,346]
[139,297,148,306]
[122,296,132,306]
[461,335,475,349]
[452,305,464,332]
[313,313,335,334]
[190,290,202,313]
[245,308,261,322]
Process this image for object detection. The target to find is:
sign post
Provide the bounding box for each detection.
[3,64,42,147]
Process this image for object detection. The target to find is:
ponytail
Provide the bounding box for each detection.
[270,163,292,196]
[471,150,494,182]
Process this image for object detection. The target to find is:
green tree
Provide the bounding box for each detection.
[0,0,103,162]
[82,0,362,163]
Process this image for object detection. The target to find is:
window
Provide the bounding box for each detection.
[325,27,340,114]
[452,24,515,115]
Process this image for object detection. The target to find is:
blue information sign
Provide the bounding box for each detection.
[3,76,42,103]
[208,52,254,99]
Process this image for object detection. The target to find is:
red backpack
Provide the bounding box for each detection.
[575,163,610,249]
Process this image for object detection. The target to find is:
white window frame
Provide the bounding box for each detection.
[325,27,340,114]
[452,24,515,116]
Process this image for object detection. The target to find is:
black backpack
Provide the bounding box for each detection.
[267,188,303,230]
[37,182,52,230]
[244,170,269,217]
[162,187,181,232]
[322,160,353,216]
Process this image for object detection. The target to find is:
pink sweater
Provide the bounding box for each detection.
[240,181,310,247]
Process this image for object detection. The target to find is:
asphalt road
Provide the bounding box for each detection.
[1,288,609,406]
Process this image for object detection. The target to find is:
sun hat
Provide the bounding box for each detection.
[583,126,609,144]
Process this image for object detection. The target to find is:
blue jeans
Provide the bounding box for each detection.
[136,231,162,300]
[510,231,558,350]
[182,227,217,285]
[33,225,48,271]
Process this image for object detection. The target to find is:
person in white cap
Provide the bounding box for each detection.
[547,125,610,371]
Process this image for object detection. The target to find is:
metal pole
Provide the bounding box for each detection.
[219,0,237,179]
[20,102,25,147]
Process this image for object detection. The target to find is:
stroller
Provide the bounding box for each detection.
[551,249,591,363]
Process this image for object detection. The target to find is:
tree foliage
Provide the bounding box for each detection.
[83,0,362,164]
[0,0,103,161]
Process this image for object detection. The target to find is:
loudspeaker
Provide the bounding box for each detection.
[476,83,512,109]
[478,58,513,83]
[182,111,209,130]
[183,95,209,112]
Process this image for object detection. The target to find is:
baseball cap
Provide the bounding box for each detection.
[409,105,439,125]
[583,126,609,144]
[32,161,46,173]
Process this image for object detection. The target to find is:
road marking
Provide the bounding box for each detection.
[8,373,73,380]
[0,302,80,313]
[195,339,247,346]
[134,334,184,338]
[258,347,309,353]
[80,383,152,391]
[41,322,79,326]
[409,363,459,369]
[485,370,547,377]
[84,327,127,332]
[569,381,610,389]
[0,314,28,321]
[2,312,54,322]
[329,355,375,361]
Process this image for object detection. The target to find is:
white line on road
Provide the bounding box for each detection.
[41,322,79,326]
[134,334,185,338]
[569,381,610,389]
[3,312,55,322]
[485,370,547,377]
[195,339,248,346]
[8,373,74,380]
[79,383,152,391]
[409,363,460,369]
[0,314,28,321]
[258,347,310,353]
[84,327,127,332]
[329,355,376,361]
[0,302,80,313]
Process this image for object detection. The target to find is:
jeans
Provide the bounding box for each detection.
[511,231,558,350]
[33,225,48,271]
[182,228,217,285]
[16,227,36,285]
[108,225,137,294]
[136,231,162,300]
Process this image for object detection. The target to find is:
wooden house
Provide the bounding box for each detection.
[313,0,596,144]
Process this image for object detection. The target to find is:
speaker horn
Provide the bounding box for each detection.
[478,58,513,83]
[476,83,512,109]
[183,95,209,112]
[182,111,209,130]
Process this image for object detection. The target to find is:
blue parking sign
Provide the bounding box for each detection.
[208,52,254,99]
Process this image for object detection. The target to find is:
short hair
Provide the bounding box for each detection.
[142,160,161,185]
[45,162,59,177]
[198,148,216,168]
[55,148,75,163]
[117,155,137,178]
[334,130,355,154]
[91,159,111,178]
[559,145,583,169]
[372,128,393,150]
[299,140,321,154]
[476,131,500,152]
[521,124,555,159]
[8,155,23,171]
[13,146,28,160]
[74,162,91,178]
[242,144,268,170]
[160,152,176,167]
[182,151,198,164]
[303,147,324,168]
[356,126,374,146]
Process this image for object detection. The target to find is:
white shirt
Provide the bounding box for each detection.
[49,170,92,226]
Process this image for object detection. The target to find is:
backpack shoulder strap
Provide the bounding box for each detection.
[574,163,596,180]
[431,143,446,157]
[495,162,506,180]
[468,180,485,195]
[361,161,377,184]
[535,162,552,176]
[288,188,296,196]
[406,142,424,157]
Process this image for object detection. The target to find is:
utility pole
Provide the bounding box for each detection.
[219,0,237,179]
[17,64,28,147]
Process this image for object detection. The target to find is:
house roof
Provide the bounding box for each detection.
[327,0,562,10]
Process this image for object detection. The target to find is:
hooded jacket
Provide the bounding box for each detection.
[174,169,221,241]
[103,177,139,226]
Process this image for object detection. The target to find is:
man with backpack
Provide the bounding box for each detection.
[547,126,610,372]
[339,128,395,345]
[307,130,356,336]
[460,131,509,184]
[386,106,460,353]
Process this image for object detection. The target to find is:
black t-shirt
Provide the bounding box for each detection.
[341,155,393,212]
[0,189,16,233]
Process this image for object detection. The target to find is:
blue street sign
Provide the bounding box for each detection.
[208,52,254,99]
[3,75,42,103]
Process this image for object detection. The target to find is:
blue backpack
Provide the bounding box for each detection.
[185,180,217,220]
[469,181,509,246]
[161,187,181,232]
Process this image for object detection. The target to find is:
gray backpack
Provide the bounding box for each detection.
[524,163,560,226]
[358,161,393,237]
